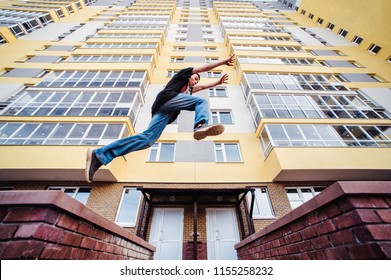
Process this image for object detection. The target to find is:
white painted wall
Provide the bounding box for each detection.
[360,88,391,114]
[62,23,104,42]
[283,26,324,46]
[19,23,78,41]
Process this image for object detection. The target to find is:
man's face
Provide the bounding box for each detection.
[188,74,200,87]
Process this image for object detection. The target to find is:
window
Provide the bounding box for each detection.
[173,46,185,51]
[238,56,316,66]
[387,56,391,63]
[148,142,175,162]
[326,22,335,30]
[36,70,146,88]
[215,143,242,162]
[233,45,301,52]
[209,87,227,97]
[301,10,306,16]
[368,44,382,55]
[352,35,363,45]
[285,186,326,209]
[84,43,157,49]
[242,72,348,95]
[207,71,222,78]
[0,122,128,146]
[166,70,178,77]
[316,18,324,25]
[308,13,314,20]
[259,124,346,156]
[115,188,141,227]
[67,55,152,63]
[2,90,141,120]
[205,47,217,52]
[0,186,13,191]
[212,111,233,124]
[171,57,184,63]
[248,188,275,218]
[205,57,218,63]
[47,186,91,205]
[250,92,386,122]
[338,29,348,38]
[333,125,391,147]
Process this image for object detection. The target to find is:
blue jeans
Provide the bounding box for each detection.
[95,94,209,165]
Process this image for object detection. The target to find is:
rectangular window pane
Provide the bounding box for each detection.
[116,188,141,226]
[225,143,241,162]
[253,188,274,217]
[159,143,175,162]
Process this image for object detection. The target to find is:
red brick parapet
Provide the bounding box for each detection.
[0,191,155,260]
[235,181,391,260]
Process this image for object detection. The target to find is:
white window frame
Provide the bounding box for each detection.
[115,188,141,227]
[207,71,222,78]
[248,187,275,219]
[368,44,382,55]
[352,35,363,45]
[166,70,178,77]
[211,110,234,124]
[47,186,91,205]
[316,18,323,25]
[173,46,185,51]
[205,57,218,63]
[338,28,348,38]
[171,57,184,63]
[285,186,326,209]
[214,142,242,162]
[148,142,176,162]
[205,47,217,52]
[209,87,227,97]
[326,22,335,30]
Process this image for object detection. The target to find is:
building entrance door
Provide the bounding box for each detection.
[206,208,240,260]
[149,208,184,260]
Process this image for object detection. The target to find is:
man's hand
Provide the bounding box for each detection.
[192,73,230,93]
[224,54,235,67]
[219,73,229,85]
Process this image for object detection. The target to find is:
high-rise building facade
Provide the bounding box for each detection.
[0,0,390,260]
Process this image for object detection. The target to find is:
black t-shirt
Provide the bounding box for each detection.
[151,67,193,124]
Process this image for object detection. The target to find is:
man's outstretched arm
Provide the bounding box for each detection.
[191,73,229,94]
[192,54,235,74]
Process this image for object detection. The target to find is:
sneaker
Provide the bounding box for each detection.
[85,148,102,183]
[193,124,225,140]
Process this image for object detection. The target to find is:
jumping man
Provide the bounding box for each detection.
[85,54,235,182]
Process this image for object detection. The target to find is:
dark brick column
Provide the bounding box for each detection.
[235,181,391,260]
[0,191,155,260]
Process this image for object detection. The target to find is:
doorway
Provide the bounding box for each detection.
[206,208,240,260]
[149,208,184,260]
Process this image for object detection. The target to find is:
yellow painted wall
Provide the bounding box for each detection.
[298,0,391,60]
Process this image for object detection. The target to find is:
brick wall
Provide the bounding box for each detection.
[0,191,155,260]
[235,181,391,260]
[183,242,208,260]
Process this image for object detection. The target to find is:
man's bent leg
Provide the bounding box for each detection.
[160,94,209,128]
[161,94,224,140]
